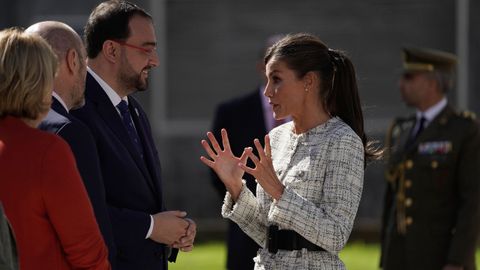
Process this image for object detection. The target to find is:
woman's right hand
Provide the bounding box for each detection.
[200,129,248,201]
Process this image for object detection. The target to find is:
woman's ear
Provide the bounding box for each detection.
[303,71,318,91]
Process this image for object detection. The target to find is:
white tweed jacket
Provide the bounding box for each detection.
[222,117,364,270]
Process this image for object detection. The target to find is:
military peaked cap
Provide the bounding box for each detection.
[402,46,457,72]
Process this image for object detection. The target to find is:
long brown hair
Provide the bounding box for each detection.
[265,33,381,162]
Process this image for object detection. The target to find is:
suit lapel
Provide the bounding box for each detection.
[395,116,415,152]
[51,97,69,118]
[128,98,163,196]
[85,74,156,192]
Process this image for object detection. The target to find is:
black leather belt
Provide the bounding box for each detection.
[267,225,325,254]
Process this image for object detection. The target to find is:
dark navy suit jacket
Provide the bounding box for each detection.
[72,73,167,270]
[211,88,265,270]
[39,97,117,268]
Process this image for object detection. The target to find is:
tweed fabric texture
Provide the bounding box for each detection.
[222,117,364,269]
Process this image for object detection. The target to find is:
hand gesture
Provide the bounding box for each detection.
[200,129,248,200]
[240,135,285,200]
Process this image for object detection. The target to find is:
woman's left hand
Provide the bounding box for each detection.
[239,135,285,200]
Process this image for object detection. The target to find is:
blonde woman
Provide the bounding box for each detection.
[0,28,110,270]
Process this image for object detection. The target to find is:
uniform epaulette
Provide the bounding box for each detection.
[389,117,409,130]
[459,110,476,120]
[389,118,402,137]
[385,117,413,158]
[390,116,414,134]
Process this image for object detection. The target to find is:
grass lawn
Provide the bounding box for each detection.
[169,241,226,270]
[170,241,480,270]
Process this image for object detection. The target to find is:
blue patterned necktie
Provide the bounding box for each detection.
[117,100,144,158]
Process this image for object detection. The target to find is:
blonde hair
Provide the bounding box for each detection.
[0,27,58,119]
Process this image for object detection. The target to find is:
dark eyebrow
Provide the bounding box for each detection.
[267,69,280,77]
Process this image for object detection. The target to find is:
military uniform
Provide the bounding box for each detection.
[381,46,480,270]
[381,105,480,269]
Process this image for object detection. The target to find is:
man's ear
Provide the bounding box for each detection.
[102,40,118,63]
[66,48,78,74]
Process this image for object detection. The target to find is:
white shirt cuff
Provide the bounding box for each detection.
[146,215,154,239]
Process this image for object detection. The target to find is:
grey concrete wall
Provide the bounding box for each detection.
[163,0,456,122]
[0,0,150,37]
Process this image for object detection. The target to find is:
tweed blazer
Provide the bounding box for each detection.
[222,117,364,270]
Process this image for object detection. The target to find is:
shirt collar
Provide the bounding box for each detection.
[416,97,447,123]
[87,66,128,107]
[52,91,69,112]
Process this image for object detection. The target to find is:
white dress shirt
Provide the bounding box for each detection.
[412,97,447,135]
[52,91,69,112]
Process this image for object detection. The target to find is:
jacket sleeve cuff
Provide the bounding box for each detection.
[267,185,296,227]
[221,180,247,218]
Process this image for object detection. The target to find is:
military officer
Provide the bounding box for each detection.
[380,46,480,270]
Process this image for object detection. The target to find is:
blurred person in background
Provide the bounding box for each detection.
[0,28,110,270]
[209,34,283,270]
[27,21,117,268]
[381,46,480,270]
[201,33,380,269]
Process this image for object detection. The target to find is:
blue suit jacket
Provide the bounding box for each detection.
[72,73,168,270]
[39,97,117,268]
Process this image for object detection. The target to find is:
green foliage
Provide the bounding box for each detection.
[169,241,480,270]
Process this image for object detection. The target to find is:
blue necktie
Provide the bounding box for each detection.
[117,100,144,158]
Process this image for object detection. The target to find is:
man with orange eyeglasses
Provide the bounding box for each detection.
[72,1,196,269]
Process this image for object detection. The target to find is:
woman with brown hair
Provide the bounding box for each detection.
[201,33,380,269]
